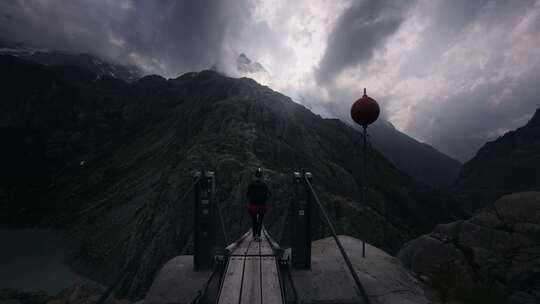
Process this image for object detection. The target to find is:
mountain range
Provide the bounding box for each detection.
[0,44,463,187]
[454,108,540,211]
[367,120,462,187]
[0,42,142,82]
[0,54,464,298]
[1,42,539,303]
[221,53,463,187]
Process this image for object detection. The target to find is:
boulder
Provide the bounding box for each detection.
[398,192,540,304]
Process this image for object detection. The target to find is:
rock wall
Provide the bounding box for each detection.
[399,192,540,303]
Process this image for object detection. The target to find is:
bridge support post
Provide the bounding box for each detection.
[292,172,312,270]
[193,170,215,271]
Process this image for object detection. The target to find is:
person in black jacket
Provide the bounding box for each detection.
[246,168,271,240]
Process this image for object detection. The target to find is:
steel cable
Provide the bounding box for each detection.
[304,176,371,304]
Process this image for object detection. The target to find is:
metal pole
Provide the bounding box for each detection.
[304,177,371,304]
[362,126,367,258]
[292,172,311,269]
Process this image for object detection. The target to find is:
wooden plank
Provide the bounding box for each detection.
[240,256,262,304]
[229,234,253,255]
[242,231,254,244]
[259,239,273,255]
[217,256,245,304]
[225,229,252,255]
[262,228,282,253]
[238,238,253,250]
[258,231,273,255]
[260,257,283,304]
[247,238,260,255]
[261,227,284,258]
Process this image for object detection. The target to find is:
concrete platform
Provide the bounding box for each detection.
[144,235,428,304]
[289,236,428,304]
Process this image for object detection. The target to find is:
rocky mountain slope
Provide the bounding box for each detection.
[0,42,142,82]
[0,55,459,299]
[235,53,268,75]
[368,120,462,187]
[454,109,540,211]
[399,192,540,304]
[216,52,462,188]
[211,52,271,86]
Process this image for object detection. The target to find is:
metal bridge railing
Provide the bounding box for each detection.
[215,198,229,245]
[304,175,371,304]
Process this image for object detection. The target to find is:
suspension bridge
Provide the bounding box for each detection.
[96,170,388,304]
[92,89,422,304]
[150,170,371,304]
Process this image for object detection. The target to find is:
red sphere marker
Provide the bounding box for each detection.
[351,88,380,128]
[350,88,380,259]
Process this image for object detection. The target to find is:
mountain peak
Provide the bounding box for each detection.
[237,53,251,64]
[235,52,267,75]
[529,108,540,127]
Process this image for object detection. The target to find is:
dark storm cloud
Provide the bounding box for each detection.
[398,0,491,78]
[309,0,540,161]
[407,64,540,161]
[0,1,129,60]
[0,0,253,76]
[121,0,254,74]
[1,0,539,162]
[315,0,413,85]
[399,0,540,161]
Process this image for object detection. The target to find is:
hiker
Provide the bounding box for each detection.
[246,168,271,241]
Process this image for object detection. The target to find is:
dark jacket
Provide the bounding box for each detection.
[246,180,271,205]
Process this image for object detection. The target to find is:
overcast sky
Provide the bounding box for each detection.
[1,0,539,161]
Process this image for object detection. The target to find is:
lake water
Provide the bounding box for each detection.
[0,229,88,294]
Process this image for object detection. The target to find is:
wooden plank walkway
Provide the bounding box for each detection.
[217,229,283,304]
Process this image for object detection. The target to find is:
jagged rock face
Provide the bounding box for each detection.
[235,53,267,75]
[0,55,457,299]
[398,192,540,304]
[211,53,270,83]
[454,109,540,211]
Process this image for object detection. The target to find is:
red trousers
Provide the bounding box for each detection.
[247,203,267,217]
[247,203,266,237]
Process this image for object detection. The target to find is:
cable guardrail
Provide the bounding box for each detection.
[189,261,224,304]
[304,176,371,304]
[97,175,202,304]
[215,199,229,245]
